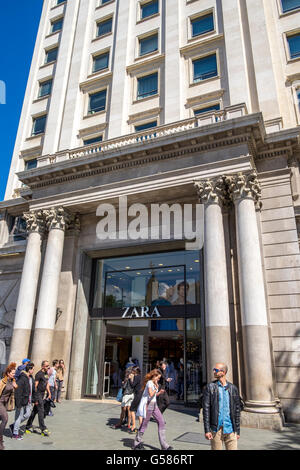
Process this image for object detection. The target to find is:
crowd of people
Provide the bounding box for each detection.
[0,358,65,450]
[112,358,241,451]
[0,355,242,451]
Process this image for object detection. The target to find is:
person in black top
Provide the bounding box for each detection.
[26,360,51,437]
[129,367,143,433]
[157,361,171,414]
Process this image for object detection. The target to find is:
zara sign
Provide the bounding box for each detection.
[122,306,161,318]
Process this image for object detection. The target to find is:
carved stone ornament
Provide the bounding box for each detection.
[194,176,228,206]
[23,210,46,235]
[225,171,262,209]
[43,207,71,232]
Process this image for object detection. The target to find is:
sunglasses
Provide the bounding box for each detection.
[213,368,224,373]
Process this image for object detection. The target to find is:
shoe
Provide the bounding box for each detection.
[41,429,51,437]
[9,424,14,437]
[112,424,122,429]
[25,427,34,435]
[12,434,23,440]
[133,443,144,450]
[166,446,174,450]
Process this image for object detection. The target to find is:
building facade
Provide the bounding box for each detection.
[1,0,300,428]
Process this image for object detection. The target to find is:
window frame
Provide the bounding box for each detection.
[191,51,219,85]
[193,103,221,116]
[50,16,64,34]
[189,10,215,40]
[38,78,53,98]
[279,0,300,15]
[87,88,108,115]
[31,114,47,137]
[285,30,300,61]
[96,15,113,39]
[137,30,159,58]
[44,46,59,65]
[83,134,103,146]
[92,49,110,74]
[134,120,158,133]
[135,71,159,101]
[139,0,159,22]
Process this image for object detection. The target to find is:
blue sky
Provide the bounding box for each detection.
[0,1,43,201]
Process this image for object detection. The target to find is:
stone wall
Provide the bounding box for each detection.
[260,168,300,423]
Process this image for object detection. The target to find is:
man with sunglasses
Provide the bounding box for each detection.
[202,363,241,450]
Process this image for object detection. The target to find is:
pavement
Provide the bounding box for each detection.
[2,399,300,451]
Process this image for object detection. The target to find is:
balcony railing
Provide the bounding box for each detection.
[36,103,247,168]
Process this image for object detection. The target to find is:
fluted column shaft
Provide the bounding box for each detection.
[195,178,233,382]
[9,211,45,364]
[227,172,278,413]
[31,208,71,366]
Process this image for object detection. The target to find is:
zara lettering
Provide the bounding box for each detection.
[122,306,161,318]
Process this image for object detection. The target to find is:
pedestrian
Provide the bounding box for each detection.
[157,361,171,414]
[202,363,241,450]
[176,363,184,400]
[113,368,135,429]
[129,367,143,433]
[133,369,173,451]
[0,362,18,450]
[125,357,135,369]
[55,359,65,403]
[10,362,36,440]
[25,360,51,437]
[15,359,30,381]
[48,360,59,415]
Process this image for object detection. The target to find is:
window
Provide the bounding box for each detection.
[191,13,214,37]
[25,159,38,170]
[88,89,107,114]
[194,104,220,115]
[137,73,158,99]
[139,34,158,56]
[45,47,58,64]
[57,0,66,4]
[193,54,218,82]
[93,52,109,73]
[101,0,112,4]
[281,0,300,12]
[97,17,113,37]
[83,135,103,145]
[51,17,63,33]
[38,79,53,98]
[287,33,300,59]
[32,115,47,136]
[135,120,157,132]
[141,0,159,19]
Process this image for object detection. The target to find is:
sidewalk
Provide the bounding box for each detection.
[3,399,300,451]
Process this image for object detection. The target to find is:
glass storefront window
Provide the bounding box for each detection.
[86,249,204,404]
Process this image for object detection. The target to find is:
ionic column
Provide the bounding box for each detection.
[31,207,73,366]
[9,211,45,364]
[226,171,278,414]
[195,177,233,382]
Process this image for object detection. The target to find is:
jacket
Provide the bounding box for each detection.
[202,381,241,435]
[14,371,36,408]
[0,376,17,411]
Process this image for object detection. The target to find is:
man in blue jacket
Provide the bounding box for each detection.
[202,363,241,450]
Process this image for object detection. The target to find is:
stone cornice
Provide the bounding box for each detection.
[21,133,253,190]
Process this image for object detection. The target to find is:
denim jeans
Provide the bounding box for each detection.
[13,404,32,435]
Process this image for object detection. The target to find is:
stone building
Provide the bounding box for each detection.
[0,0,300,428]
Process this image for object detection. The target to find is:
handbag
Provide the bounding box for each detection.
[116,387,123,402]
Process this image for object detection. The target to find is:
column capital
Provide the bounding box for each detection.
[226,171,262,209]
[23,210,46,235]
[194,176,228,206]
[43,207,74,232]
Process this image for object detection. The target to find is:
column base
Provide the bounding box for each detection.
[240,410,284,431]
